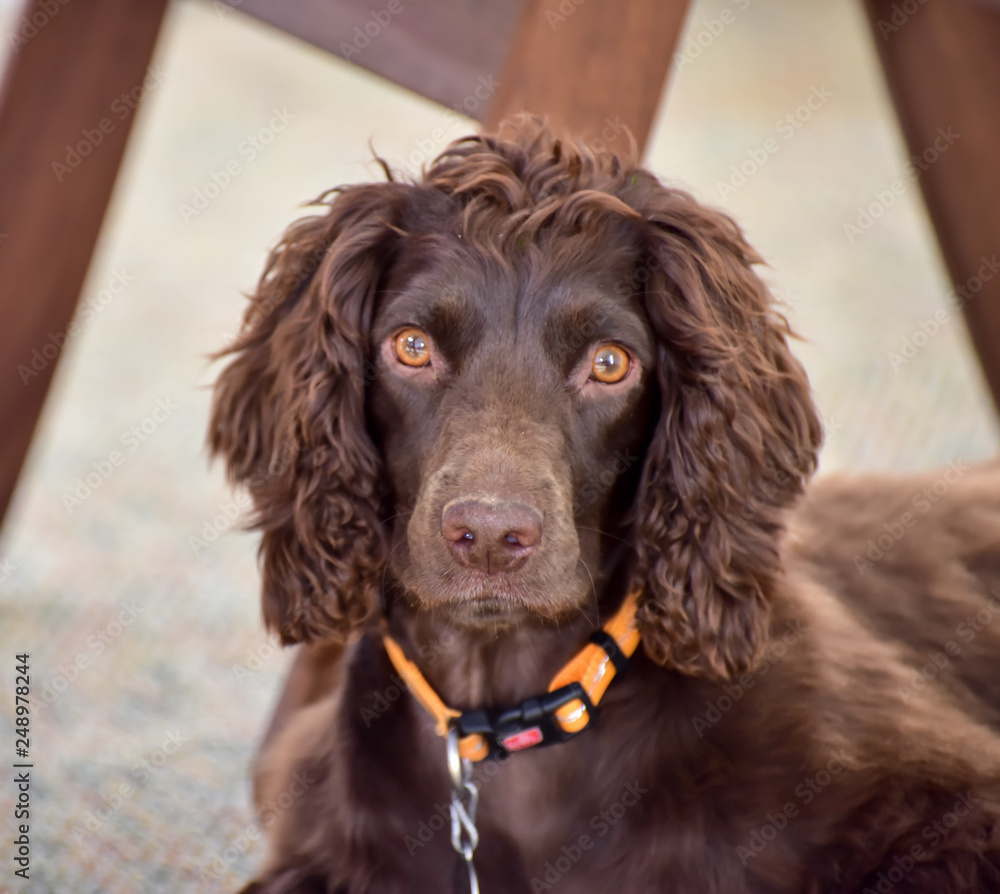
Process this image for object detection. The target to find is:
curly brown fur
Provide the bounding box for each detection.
[211,118,1000,894]
[209,184,406,643]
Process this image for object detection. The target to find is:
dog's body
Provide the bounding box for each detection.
[246,467,1000,894]
[211,122,1000,893]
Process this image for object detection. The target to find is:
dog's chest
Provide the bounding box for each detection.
[467,738,649,883]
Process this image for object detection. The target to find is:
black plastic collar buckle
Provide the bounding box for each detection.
[456,682,597,758]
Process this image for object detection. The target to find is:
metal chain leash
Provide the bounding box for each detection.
[447,727,480,894]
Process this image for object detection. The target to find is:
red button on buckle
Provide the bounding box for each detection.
[500,727,543,751]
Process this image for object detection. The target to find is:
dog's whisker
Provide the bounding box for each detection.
[573,524,637,552]
[378,537,410,599]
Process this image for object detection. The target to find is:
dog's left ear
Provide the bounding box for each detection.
[209,183,405,645]
[626,179,822,680]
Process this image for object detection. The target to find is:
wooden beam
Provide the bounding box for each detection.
[0,0,170,526]
[484,0,692,154]
[860,0,1000,414]
[218,0,526,116]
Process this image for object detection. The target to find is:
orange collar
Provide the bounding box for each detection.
[382,589,642,762]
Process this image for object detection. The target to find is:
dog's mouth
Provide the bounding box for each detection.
[463,596,515,623]
[470,598,503,613]
[397,564,586,630]
[422,572,541,622]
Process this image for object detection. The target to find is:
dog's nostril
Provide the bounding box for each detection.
[441,498,542,573]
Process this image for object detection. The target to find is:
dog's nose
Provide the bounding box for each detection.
[441,498,542,573]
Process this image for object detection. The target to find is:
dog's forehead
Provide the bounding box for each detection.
[378,229,643,341]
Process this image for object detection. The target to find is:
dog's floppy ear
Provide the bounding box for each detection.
[209,184,404,644]
[627,179,822,679]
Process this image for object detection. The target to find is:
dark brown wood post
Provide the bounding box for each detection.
[484,0,692,154]
[860,0,1000,414]
[0,0,170,526]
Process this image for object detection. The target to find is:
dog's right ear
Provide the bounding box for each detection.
[209,183,405,645]
[623,181,822,681]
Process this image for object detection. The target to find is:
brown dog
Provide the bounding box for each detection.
[210,120,1000,893]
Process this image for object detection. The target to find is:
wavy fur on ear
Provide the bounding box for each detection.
[623,177,823,679]
[209,184,404,644]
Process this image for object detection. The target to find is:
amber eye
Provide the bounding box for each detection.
[393,328,431,367]
[590,344,630,384]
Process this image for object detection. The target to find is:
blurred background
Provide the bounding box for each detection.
[0,0,997,890]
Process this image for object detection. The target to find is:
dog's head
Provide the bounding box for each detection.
[209,119,821,680]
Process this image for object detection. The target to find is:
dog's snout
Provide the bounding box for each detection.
[441,498,542,574]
